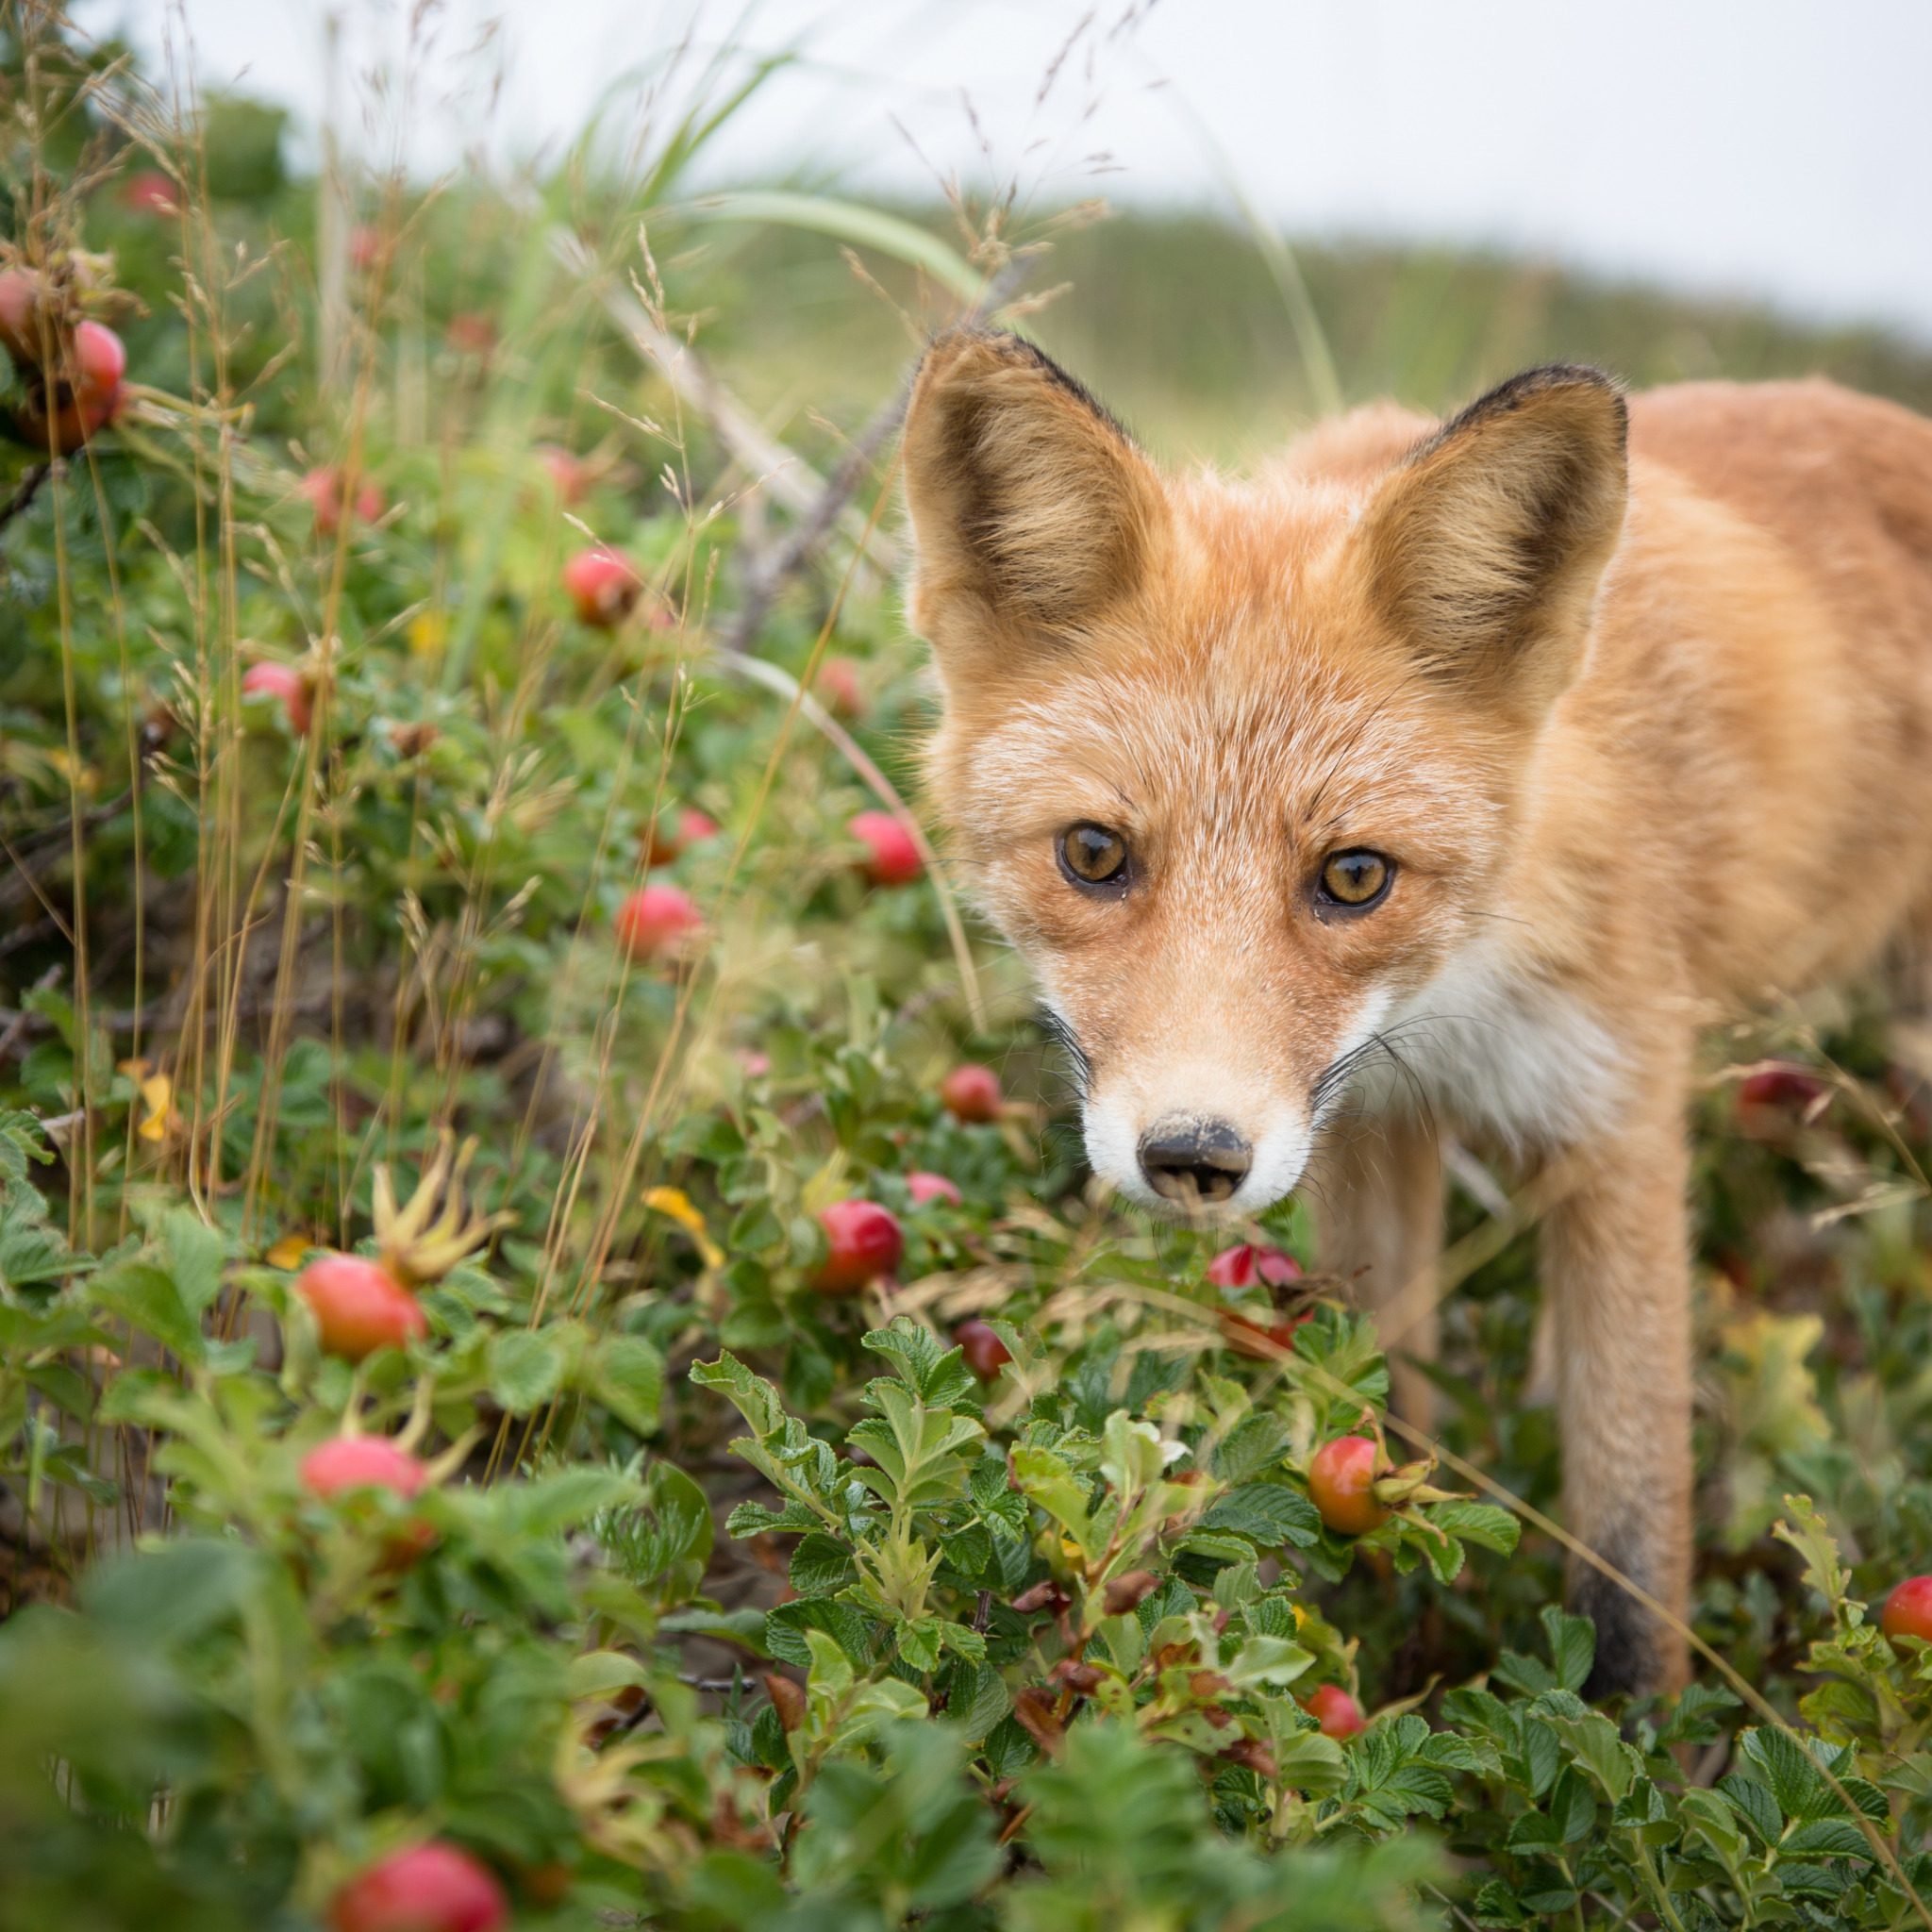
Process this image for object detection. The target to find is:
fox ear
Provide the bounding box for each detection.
[903,329,1165,677]
[1353,365,1627,721]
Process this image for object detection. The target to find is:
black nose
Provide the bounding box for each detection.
[1138,1120,1253,1207]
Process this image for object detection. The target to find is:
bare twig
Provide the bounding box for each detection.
[0,460,52,535]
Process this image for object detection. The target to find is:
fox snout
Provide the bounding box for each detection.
[1079,1069,1319,1221]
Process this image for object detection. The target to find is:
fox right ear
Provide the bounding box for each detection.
[902,329,1165,680]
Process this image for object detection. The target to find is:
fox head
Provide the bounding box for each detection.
[902,330,1628,1218]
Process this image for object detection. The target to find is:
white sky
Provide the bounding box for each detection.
[77,0,1932,339]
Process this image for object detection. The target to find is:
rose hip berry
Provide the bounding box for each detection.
[940,1063,1002,1124]
[815,656,866,717]
[813,1199,904,1295]
[296,1254,427,1361]
[955,1319,1011,1382]
[614,883,698,959]
[906,1172,961,1208]
[562,545,641,626]
[643,807,720,867]
[1308,1435,1389,1536]
[242,661,313,735]
[1304,1684,1366,1739]
[1207,1243,1301,1291]
[300,1435,427,1501]
[328,1841,508,1932]
[849,811,922,887]
[1882,1575,1932,1642]
[300,465,384,536]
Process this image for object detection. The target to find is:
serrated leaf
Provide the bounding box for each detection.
[862,1316,979,1411]
[766,1597,876,1670]
[488,1327,566,1413]
[790,1532,857,1596]
[945,1659,1010,1741]
[1201,1482,1321,1549]
[91,1260,204,1364]
[1210,1411,1292,1485]
[690,1351,786,1438]
[1428,1500,1521,1557]
[1544,1709,1638,1803]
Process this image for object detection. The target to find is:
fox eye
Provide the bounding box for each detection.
[1058,823,1130,890]
[1318,849,1392,910]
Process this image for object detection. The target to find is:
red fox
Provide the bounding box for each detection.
[901,329,1932,1695]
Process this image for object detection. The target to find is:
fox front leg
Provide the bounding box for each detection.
[1541,1079,1695,1698]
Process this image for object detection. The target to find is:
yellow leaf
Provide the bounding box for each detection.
[265,1234,312,1271]
[408,611,448,658]
[643,1186,724,1268]
[134,1070,180,1142]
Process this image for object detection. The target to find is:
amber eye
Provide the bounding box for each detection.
[1058,823,1130,889]
[1318,849,1392,909]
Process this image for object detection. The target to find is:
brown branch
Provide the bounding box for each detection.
[0,460,52,536]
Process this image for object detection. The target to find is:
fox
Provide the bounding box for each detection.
[898,327,1932,1697]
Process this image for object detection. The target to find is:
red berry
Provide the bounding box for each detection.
[562,545,641,627]
[1735,1064,1827,1142]
[536,443,587,503]
[123,170,176,216]
[614,883,698,959]
[1207,1243,1301,1291]
[849,810,922,887]
[329,1841,508,1932]
[444,312,494,357]
[300,466,382,536]
[643,807,721,868]
[1308,1435,1389,1537]
[72,320,125,411]
[815,656,866,718]
[0,269,42,364]
[301,1435,427,1501]
[955,1319,1011,1382]
[940,1063,1002,1124]
[813,1199,904,1295]
[1303,1683,1366,1740]
[242,661,313,735]
[1882,1575,1932,1643]
[906,1172,961,1208]
[296,1254,427,1361]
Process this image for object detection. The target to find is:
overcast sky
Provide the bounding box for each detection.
[78,0,1932,339]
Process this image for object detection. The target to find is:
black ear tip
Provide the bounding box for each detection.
[1439,364,1628,443]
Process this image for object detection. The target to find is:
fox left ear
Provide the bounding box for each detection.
[902,328,1167,685]
[1352,365,1628,723]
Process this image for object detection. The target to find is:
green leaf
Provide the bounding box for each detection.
[565,1650,650,1699]
[945,1660,1011,1741]
[504,1468,641,1536]
[488,1327,567,1413]
[1210,1411,1292,1485]
[589,1335,664,1435]
[790,1532,858,1596]
[161,1208,225,1315]
[1543,1709,1638,1802]
[659,1607,774,1657]
[1428,1500,1521,1557]
[766,1597,876,1670]
[1201,1482,1321,1549]
[91,1260,203,1364]
[863,1316,979,1411]
[690,1351,786,1438]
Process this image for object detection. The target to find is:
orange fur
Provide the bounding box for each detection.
[903,331,1932,1693]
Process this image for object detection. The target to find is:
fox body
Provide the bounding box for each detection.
[901,330,1932,1694]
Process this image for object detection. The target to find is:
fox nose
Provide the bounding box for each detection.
[1137,1119,1253,1207]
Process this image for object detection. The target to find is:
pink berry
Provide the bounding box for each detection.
[296,1255,426,1361]
[300,1435,426,1501]
[329,1841,508,1932]
[940,1063,1002,1124]
[242,661,313,736]
[813,1199,904,1295]
[849,811,922,887]
[1303,1684,1365,1740]
[1206,1243,1302,1291]
[614,883,699,959]
[906,1172,961,1208]
[562,546,641,627]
